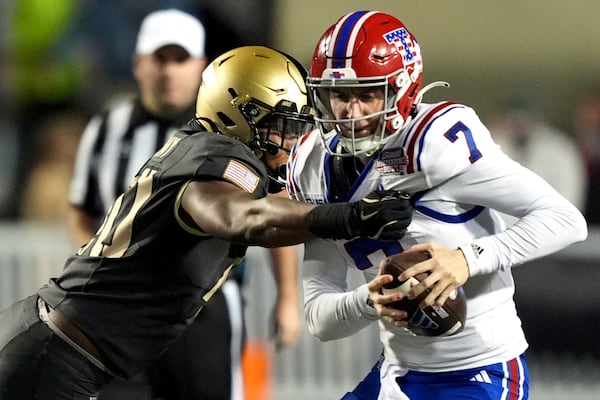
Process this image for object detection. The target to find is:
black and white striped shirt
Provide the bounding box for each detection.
[69,96,194,220]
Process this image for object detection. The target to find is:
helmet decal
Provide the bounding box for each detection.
[383,28,421,66]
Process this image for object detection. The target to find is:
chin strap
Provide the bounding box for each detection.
[415,81,450,105]
[388,81,451,144]
[395,80,451,135]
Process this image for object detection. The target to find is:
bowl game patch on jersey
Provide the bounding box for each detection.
[375,147,408,175]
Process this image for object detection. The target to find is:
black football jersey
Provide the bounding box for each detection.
[38,130,269,377]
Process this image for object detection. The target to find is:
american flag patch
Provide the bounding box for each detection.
[223,160,260,193]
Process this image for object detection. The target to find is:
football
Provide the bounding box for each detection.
[380,251,467,337]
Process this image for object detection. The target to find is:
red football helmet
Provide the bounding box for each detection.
[308,11,424,156]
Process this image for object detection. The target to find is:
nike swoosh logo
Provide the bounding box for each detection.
[360,210,379,221]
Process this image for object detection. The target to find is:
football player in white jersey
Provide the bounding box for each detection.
[286,10,588,400]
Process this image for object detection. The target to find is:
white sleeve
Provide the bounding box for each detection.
[453,151,588,276]
[415,105,587,276]
[302,238,379,341]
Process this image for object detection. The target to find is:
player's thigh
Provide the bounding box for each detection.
[0,296,109,399]
[0,296,43,399]
[399,356,529,400]
[34,335,111,400]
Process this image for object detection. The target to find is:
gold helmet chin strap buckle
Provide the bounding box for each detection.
[230,93,251,108]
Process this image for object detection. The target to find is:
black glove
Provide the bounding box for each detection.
[307,190,412,240]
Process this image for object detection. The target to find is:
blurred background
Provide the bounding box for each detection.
[1,0,600,399]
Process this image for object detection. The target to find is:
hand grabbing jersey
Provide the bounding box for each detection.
[307,189,412,240]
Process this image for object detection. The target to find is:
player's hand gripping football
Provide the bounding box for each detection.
[398,242,469,310]
[307,189,412,240]
[368,244,467,336]
[367,268,411,329]
[367,242,470,330]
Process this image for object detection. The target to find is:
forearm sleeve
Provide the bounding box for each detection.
[302,238,379,341]
[304,283,379,341]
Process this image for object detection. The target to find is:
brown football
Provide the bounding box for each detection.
[380,251,467,336]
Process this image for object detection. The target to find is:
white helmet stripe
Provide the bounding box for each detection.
[326,13,351,70]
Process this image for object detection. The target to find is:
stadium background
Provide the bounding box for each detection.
[1,1,599,399]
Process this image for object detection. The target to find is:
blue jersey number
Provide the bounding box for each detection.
[344,238,403,270]
[444,121,482,163]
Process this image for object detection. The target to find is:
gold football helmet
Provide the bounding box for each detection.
[195,46,314,157]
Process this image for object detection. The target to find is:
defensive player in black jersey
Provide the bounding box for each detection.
[67,10,303,399]
[0,46,412,399]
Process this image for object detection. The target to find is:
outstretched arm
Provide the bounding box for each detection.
[181,180,413,247]
[181,180,317,247]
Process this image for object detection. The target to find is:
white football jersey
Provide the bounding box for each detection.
[288,101,587,372]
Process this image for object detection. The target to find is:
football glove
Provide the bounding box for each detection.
[307,189,412,240]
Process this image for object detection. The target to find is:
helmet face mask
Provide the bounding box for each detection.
[245,100,315,157]
[195,46,315,157]
[309,74,399,156]
[308,11,424,157]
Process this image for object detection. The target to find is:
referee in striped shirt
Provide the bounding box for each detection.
[67,9,300,399]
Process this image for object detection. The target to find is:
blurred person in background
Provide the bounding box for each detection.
[5,0,84,220]
[489,98,587,225]
[573,89,600,224]
[0,117,20,219]
[20,111,85,221]
[67,9,300,399]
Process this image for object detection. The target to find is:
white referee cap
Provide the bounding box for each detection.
[135,9,205,57]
